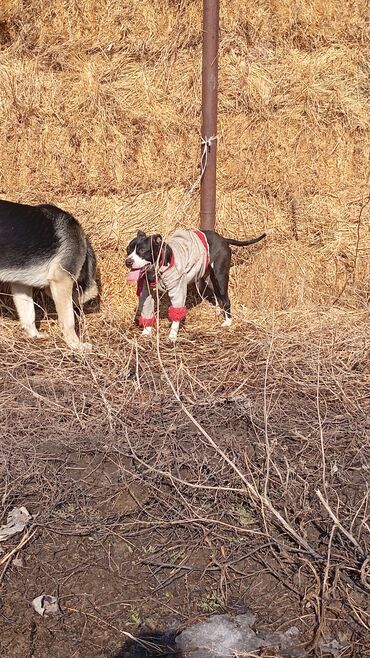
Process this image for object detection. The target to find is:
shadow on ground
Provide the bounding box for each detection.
[112,631,179,658]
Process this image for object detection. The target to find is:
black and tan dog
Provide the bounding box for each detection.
[125,228,266,341]
[0,199,98,350]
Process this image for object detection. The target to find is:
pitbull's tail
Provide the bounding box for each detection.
[225,233,266,247]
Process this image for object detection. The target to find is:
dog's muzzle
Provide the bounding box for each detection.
[127,264,151,284]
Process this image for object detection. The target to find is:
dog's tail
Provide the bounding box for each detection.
[225,232,266,247]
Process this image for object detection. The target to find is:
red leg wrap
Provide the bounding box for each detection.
[168,306,187,322]
[139,315,156,328]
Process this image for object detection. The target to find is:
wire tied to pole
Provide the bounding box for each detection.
[188,134,217,196]
[201,134,217,179]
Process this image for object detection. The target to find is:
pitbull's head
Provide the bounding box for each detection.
[125,231,164,282]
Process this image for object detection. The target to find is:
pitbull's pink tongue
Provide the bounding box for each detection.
[127,269,142,282]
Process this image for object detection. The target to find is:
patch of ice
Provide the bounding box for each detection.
[176,614,301,657]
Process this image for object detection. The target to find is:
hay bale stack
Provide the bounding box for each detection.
[0,0,368,317]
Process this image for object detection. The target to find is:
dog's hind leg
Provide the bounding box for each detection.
[11,283,48,339]
[49,266,92,351]
[210,260,232,327]
[198,277,217,304]
[197,277,222,316]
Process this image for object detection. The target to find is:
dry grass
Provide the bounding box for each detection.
[0,1,369,313]
[0,0,369,655]
[0,310,369,654]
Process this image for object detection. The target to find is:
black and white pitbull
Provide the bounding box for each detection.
[125,228,266,341]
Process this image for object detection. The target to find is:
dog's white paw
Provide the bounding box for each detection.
[34,330,49,339]
[142,327,153,337]
[23,325,49,340]
[215,306,223,317]
[222,317,233,328]
[168,321,179,342]
[77,342,93,353]
[68,340,93,353]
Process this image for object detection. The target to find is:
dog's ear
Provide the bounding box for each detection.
[126,238,136,254]
[151,234,163,246]
[137,230,146,239]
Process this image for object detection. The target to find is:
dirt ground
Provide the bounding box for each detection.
[0,442,304,658]
[0,308,369,658]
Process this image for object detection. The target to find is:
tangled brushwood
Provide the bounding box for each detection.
[0,1,369,657]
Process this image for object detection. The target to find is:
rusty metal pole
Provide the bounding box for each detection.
[200,0,219,230]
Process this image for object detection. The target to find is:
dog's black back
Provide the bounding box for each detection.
[0,199,96,291]
[0,200,60,267]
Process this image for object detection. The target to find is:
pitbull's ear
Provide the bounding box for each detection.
[126,236,138,254]
[137,230,146,238]
[152,234,163,246]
